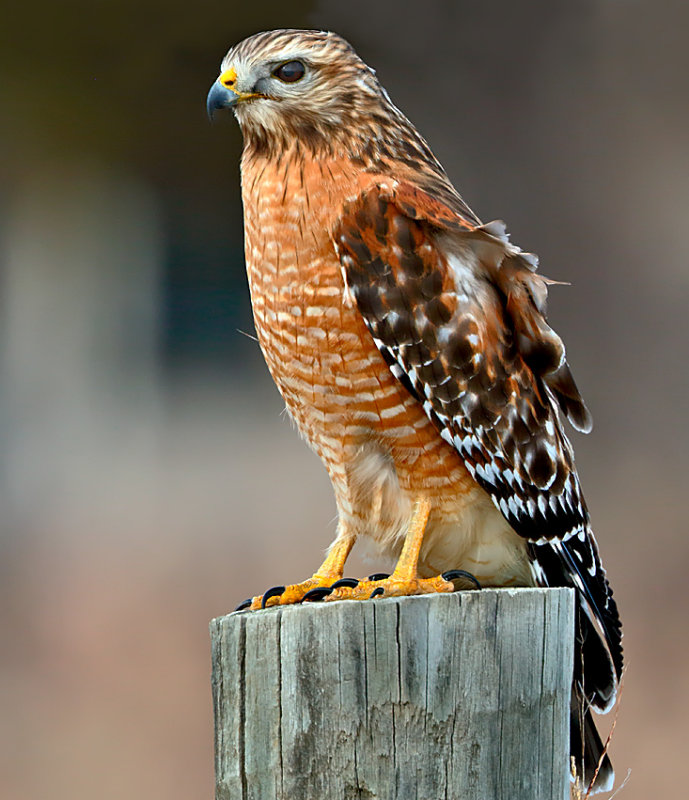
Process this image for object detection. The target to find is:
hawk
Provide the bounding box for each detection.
[207,29,622,793]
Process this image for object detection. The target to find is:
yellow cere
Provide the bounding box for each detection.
[219,67,238,89]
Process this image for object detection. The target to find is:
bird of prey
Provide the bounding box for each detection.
[207,28,622,793]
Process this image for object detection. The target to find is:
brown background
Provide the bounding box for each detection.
[1,1,686,797]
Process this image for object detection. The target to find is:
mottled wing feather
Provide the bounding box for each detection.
[333,182,622,705]
[335,182,584,541]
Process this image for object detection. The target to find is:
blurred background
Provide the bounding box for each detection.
[1,1,686,797]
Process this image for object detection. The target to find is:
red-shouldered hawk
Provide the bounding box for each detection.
[207,29,622,793]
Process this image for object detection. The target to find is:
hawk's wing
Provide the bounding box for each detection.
[332,181,622,709]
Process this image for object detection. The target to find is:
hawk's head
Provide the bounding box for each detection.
[207,29,402,156]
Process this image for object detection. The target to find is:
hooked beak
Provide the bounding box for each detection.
[206,80,239,120]
[207,67,264,120]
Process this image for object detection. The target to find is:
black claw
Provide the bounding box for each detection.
[442,570,482,590]
[368,572,390,582]
[234,598,252,612]
[330,577,360,589]
[302,586,334,602]
[370,587,385,599]
[261,585,286,608]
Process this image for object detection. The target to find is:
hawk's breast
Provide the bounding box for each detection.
[241,150,447,462]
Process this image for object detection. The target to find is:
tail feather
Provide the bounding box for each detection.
[578,594,619,712]
[570,690,614,795]
[530,530,622,791]
[531,535,623,710]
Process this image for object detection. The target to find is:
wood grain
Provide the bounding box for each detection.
[211,588,574,800]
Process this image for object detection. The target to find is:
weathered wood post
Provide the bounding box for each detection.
[211,588,574,800]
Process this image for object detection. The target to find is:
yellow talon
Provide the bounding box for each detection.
[248,497,450,609]
[327,573,453,602]
[248,535,355,610]
[327,496,454,600]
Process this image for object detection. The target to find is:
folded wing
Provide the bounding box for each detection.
[332,181,622,711]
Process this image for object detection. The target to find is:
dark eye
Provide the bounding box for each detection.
[272,60,306,83]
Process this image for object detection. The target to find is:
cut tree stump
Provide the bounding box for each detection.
[210,588,574,800]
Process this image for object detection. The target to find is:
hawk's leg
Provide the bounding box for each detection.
[327,497,454,601]
[246,534,355,610]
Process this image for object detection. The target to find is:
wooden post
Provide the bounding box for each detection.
[210,588,574,800]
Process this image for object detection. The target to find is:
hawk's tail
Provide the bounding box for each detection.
[530,527,622,794]
[531,530,623,711]
[570,689,614,795]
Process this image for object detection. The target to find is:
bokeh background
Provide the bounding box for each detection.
[1,1,686,797]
